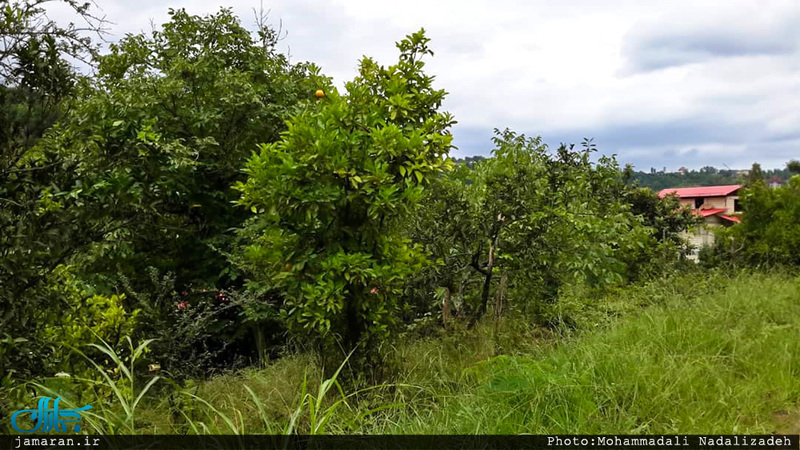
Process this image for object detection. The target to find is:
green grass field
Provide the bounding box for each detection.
[43,271,800,435]
[377,272,800,434]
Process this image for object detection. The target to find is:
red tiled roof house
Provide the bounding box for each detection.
[658,184,743,258]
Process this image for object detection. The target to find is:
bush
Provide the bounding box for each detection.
[120,268,260,381]
[0,265,138,381]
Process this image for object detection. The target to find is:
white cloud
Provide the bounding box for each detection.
[49,0,800,169]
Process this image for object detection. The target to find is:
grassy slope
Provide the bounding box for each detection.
[146,272,800,434]
[377,272,800,434]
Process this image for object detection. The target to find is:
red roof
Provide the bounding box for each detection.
[658,185,742,198]
[719,214,741,223]
[692,209,742,223]
[696,208,727,217]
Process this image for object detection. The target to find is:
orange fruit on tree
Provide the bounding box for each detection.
[315,89,325,98]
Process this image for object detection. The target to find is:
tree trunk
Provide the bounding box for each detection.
[477,232,499,319]
[456,276,466,316]
[442,286,451,328]
[493,270,507,334]
[254,327,266,367]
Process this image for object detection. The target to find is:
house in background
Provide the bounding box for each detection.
[768,175,784,188]
[658,184,743,259]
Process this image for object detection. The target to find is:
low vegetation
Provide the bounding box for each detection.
[11,272,800,435]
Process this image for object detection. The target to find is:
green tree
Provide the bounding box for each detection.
[467,130,551,320]
[705,175,800,268]
[2,7,316,381]
[1,0,100,310]
[747,162,765,186]
[499,138,657,324]
[700,166,718,174]
[234,30,455,371]
[403,163,478,321]
[0,3,144,421]
[407,131,672,328]
[41,8,316,292]
[622,186,697,278]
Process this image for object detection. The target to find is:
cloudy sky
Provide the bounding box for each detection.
[55,0,800,170]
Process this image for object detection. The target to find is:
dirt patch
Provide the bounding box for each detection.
[770,410,800,434]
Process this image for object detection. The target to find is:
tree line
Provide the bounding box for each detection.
[629,164,793,191]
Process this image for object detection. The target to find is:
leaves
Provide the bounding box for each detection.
[406,129,685,326]
[234,29,452,368]
[702,177,800,268]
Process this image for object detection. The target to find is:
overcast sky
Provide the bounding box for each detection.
[55,0,800,170]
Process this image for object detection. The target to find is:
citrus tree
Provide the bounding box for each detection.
[234,30,455,370]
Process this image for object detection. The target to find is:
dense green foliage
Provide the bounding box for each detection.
[48,8,315,289]
[3,1,800,436]
[1,5,316,385]
[408,134,697,328]
[0,0,110,383]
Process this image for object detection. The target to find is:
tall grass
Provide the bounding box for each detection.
[176,352,406,435]
[359,271,800,434]
[33,337,161,434]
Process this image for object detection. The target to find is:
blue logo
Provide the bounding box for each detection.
[10,397,92,433]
